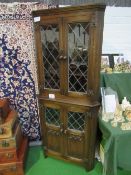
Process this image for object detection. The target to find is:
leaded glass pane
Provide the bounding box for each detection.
[45,107,60,126]
[68,111,85,131]
[41,24,60,89]
[68,22,89,93]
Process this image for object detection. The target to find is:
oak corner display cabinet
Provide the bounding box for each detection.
[32,4,105,171]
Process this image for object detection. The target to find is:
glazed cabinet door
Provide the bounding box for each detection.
[34,11,104,100]
[39,101,64,156]
[34,17,64,96]
[62,13,103,100]
[63,105,89,162]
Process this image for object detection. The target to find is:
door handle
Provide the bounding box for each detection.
[60,123,64,133]
[58,50,64,60]
[59,55,63,60]
[64,129,67,134]
[60,128,64,133]
[63,56,67,60]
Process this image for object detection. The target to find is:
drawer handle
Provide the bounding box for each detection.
[2,141,9,147]
[6,153,14,158]
[10,166,17,172]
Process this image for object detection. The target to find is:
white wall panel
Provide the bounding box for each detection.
[102,7,131,60]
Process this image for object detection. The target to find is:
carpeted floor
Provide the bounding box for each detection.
[25,146,131,175]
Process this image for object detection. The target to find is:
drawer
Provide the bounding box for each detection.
[0,137,28,175]
[0,123,23,149]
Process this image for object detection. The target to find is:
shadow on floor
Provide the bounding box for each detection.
[25,145,43,173]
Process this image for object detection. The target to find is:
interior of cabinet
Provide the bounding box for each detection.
[40,24,60,90]
[40,21,90,93]
[68,22,89,93]
[45,107,60,126]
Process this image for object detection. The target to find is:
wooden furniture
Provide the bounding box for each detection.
[0,99,27,175]
[32,4,105,170]
[0,137,28,175]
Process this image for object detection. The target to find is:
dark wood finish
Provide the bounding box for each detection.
[33,4,105,171]
[32,4,106,17]
[33,4,105,101]
[39,99,99,169]
[0,99,10,124]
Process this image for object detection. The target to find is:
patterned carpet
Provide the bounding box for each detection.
[0,3,47,140]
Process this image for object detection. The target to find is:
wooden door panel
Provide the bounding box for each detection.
[62,15,92,97]
[45,104,62,154]
[40,101,64,155]
[66,106,87,133]
[47,128,62,153]
[34,17,64,95]
[66,134,85,159]
[64,105,88,160]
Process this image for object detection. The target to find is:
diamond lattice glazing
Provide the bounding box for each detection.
[68,22,89,93]
[41,24,60,89]
[45,107,60,126]
[68,112,85,131]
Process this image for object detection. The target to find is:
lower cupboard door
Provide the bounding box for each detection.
[64,108,87,161]
[46,127,63,154]
[66,133,85,160]
[44,105,63,155]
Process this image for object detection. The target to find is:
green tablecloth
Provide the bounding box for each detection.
[100,73,131,103]
[99,117,131,175]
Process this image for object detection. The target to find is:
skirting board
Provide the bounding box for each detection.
[29,140,42,146]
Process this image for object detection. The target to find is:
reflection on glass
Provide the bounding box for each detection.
[41,24,60,90]
[68,23,89,93]
[68,111,85,131]
[45,107,60,126]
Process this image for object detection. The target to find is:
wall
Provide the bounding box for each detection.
[102,7,131,60]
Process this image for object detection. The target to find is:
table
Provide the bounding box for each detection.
[100,73,131,103]
[99,116,131,175]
